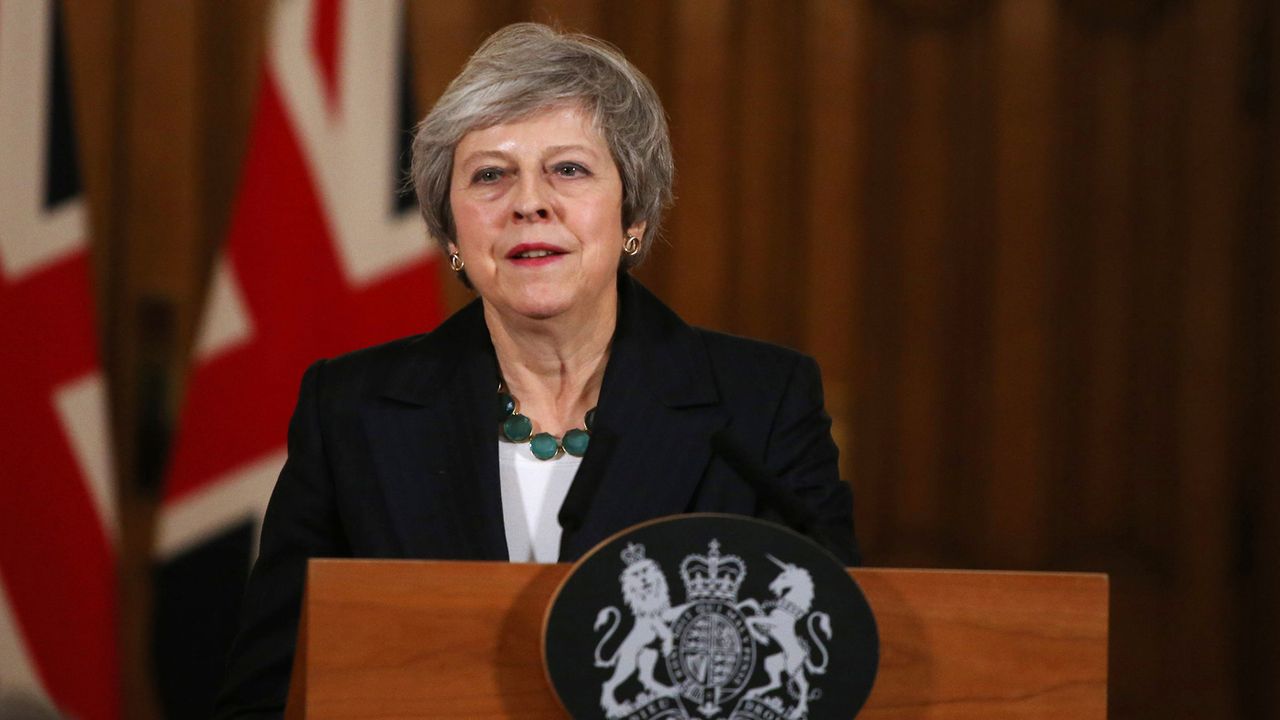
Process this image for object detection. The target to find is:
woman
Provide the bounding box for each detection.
[215,23,856,718]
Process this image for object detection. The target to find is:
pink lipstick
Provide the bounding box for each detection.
[506,243,567,267]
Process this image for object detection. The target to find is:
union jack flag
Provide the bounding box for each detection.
[0,2,119,718]
[153,0,444,714]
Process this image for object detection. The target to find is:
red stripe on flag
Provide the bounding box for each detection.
[163,70,443,501]
[0,251,119,720]
[312,0,342,111]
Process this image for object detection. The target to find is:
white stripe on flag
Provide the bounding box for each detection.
[155,450,286,561]
[52,372,118,545]
[0,0,87,281]
[269,0,431,287]
[193,256,255,362]
[0,572,52,705]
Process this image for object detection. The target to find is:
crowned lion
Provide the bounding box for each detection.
[593,544,684,717]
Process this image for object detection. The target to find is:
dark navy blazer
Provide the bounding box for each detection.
[214,275,858,718]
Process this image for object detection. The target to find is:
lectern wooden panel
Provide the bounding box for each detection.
[287,560,1107,719]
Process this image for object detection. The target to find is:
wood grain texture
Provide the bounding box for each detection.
[664,0,732,329]
[802,0,869,503]
[856,569,1108,720]
[1257,9,1280,716]
[986,0,1054,568]
[292,560,1107,719]
[733,0,803,346]
[895,23,949,555]
[1172,1,1242,715]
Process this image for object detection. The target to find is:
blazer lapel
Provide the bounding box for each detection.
[560,276,727,560]
[373,301,509,561]
[369,277,725,563]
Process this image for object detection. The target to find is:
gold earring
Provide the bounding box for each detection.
[448,252,464,272]
[623,235,641,256]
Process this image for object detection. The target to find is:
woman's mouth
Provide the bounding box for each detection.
[507,243,567,265]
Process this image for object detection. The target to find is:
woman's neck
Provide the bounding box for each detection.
[483,292,617,436]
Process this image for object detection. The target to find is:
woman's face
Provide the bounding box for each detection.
[448,104,643,322]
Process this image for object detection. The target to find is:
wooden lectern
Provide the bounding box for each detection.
[285,560,1107,719]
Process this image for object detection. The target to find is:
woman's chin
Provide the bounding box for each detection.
[516,303,569,321]
[484,277,616,325]
[493,292,577,322]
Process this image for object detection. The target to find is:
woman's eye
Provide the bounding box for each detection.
[554,163,588,178]
[472,167,503,184]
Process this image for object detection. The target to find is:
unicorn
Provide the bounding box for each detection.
[739,556,832,719]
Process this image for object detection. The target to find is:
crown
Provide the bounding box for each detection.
[680,540,746,602]
[620,542,647,567]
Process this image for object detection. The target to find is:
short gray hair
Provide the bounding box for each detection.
[411,23,673,271]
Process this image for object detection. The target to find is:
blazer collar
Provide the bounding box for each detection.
[373,274,726,561]
[379,299,493,408]
[559,275,728,559]
[374,301,507,560]
[378,274,722,412]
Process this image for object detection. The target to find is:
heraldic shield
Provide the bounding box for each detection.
[545,515,878,720]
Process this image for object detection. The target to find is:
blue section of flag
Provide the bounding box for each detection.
[45,0,81,211]
[153,522,255,719]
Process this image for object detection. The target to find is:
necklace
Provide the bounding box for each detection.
[497,382,595,461]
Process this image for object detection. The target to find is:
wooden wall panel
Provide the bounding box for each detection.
[894,24,950,561]
[853,0,904,558]
[941,9,994,567]
[1256,7,1280,714]
[1131,0,1184,567]
[663,0,733,329]
[735,0,803,346]
[57,1,1276,718]
[1175,0,1242,715]
[528,0,602,34]
[801,0,869,521]
[1079,30,1134,546]
[988,0,1054,567]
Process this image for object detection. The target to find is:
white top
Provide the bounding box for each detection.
[497,441,582,563]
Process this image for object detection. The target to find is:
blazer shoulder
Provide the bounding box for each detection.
[694,327,814,379]
[689,327,823,415]
[322,332,432,375]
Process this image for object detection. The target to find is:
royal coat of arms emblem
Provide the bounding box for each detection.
[545,515,877,720]
[592,539,833,720]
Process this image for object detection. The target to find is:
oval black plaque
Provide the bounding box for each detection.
[544,514,878,720]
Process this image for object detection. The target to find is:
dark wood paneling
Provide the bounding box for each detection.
[1253,6,1280,715]
[664,0,733,329]
[60,1,1277,718]
[988,0,1054,567]
[1174,0,1242,715]
[801,0,868,518]
[733,0,804,346]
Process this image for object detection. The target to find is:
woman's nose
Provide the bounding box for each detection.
[511,174,551,221]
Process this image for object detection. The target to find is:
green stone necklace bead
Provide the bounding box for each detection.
[562,428,590,457]
[529,432,560,460]
[502,413,533,442]
[496,381,595,461]
[498,392,516,419]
